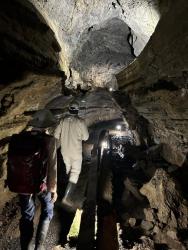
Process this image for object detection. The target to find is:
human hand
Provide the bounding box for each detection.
[51,192,58,203]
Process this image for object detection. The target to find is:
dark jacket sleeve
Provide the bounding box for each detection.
[46,136,57,193]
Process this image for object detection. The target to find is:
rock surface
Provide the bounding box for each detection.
[117,0,188,162]
[0,0,61,78]
[140,168,188,249]
[141,169,188,229]
[30,0,160,87]
[70,18,134,88]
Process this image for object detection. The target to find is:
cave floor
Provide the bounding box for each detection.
[0,201,77,250]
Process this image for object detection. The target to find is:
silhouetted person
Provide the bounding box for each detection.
[8,110,58,250]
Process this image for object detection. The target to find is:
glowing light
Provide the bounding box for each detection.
[109,87,113,92]
[101,141,108,149]
[68,209,82,238]
[116,125,121,130]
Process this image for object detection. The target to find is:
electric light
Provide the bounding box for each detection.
[116,125,121,130]
[101,141,108,149]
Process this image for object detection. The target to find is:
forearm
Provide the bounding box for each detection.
[47,138,57,193]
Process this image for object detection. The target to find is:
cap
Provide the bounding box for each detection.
[69,102,79,113]
[28,109,57,128]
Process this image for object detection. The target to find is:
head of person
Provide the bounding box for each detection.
[27,109,57,132]
[69,102,79,115]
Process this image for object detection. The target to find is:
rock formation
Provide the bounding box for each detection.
[0,0,188,249]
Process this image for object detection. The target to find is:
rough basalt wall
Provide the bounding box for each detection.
[116,0,188,164]
[114,1,188,248]
[0,0,61,79]
[30,0,160,87]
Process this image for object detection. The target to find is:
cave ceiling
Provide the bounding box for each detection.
[0,0,160,89]
[31,0,160,88]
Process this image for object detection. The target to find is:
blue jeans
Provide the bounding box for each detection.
[19,192,54,249]
[19,192,54,222]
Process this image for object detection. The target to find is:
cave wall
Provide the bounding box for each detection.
[116,0,188,164]
[117,0,188,86]
[0,73,62,208]
[0,0,61,82]
[0,0,65,209]
[113,3,188,247]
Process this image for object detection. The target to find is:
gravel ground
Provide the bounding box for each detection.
[0,198,76,250]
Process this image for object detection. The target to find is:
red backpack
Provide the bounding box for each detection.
[7,131,51,194]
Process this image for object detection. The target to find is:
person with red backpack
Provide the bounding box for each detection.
[7,109,58,250]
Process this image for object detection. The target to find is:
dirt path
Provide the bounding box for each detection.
[0,197,75,250]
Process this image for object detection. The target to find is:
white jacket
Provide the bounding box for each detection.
[54,115,89,160]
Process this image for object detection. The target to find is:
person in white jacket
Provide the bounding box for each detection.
[54,102,89,208]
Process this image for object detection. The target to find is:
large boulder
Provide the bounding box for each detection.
[140,168,188,249]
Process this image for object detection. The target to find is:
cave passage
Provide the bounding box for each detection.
[0,0,188,250]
